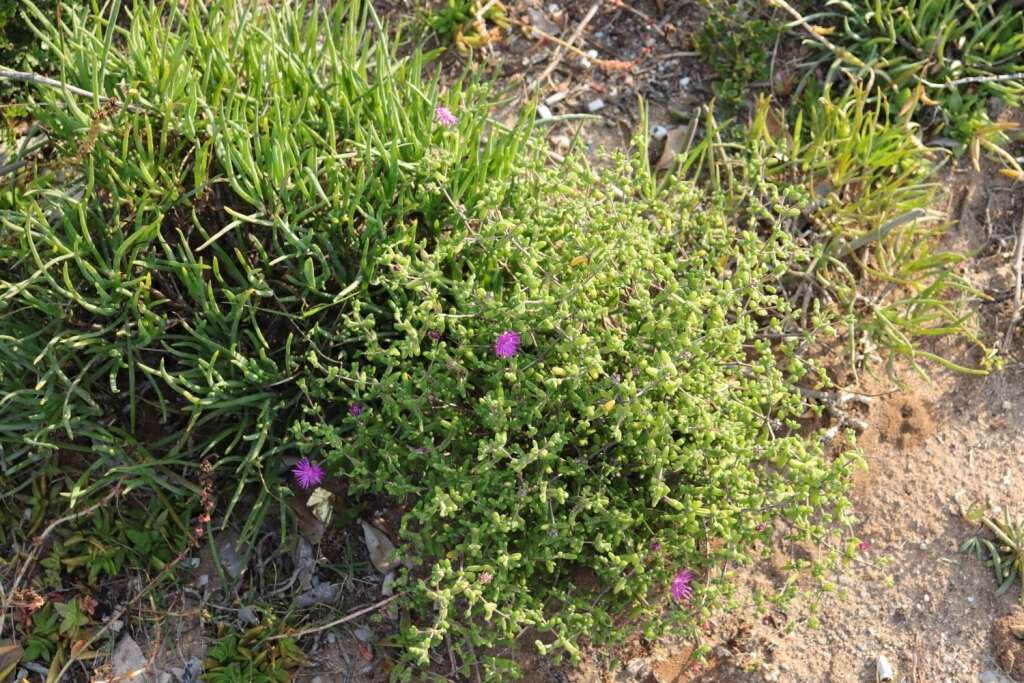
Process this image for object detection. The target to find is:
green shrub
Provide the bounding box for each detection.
[805,0,1024,145]
[694,2,781,110]
[670,88,992,378]
[1,0,857,677]
[291,150,858,673]
[0,0,85,102]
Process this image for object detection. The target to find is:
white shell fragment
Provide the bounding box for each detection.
[876,655,894,682]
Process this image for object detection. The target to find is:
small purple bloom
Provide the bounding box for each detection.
[428,330,442,341]
[349,402,364,417]
[671,568,694,603]
[649,540,661,552]
[858,540,870,553]
[494,330,521,359]
[478,571,493,586]
[756,523,766,533]
[435,105,458,127]
[292,458,324,490]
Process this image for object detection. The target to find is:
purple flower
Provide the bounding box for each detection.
[349,402,364,417]
[435,105,458,127]
[649,540,661,552]
[858,540,870,553]
[428,330,442,341]
[478,571,493,586]
[292,458,324,490]
[494,330,521,359]
[671,568,694,603]
[756,523,766,533]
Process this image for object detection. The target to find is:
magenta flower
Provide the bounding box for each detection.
[435,105,458,127]
[349,402,364,417]
[649,540,661,552]
[671,568,694,603]
[494,330,521,359]
[858,540,870,553]
[292,458,324,489]
[478,571,493,586]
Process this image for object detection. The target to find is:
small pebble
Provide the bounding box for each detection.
[536,104,553,120]
[651,125,668,140]
[586,99,606,113]
[1002,400,1012,411]
[679,76,691,90]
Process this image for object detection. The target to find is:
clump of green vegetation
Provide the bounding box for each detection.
[963,506,1024,605]
[804,0,1024,161]
[419,0,509,52]
[660,85,992,377]
[694,2,782,110]
[0,0,85,102]
[0,0,860,678]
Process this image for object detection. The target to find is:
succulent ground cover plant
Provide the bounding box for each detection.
[0,0,899,678]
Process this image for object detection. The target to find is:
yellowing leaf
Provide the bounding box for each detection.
[998,168,1024,181]
[569,255,588,267]
[306,487,334,525]
[810,24,835,36]
[601,399,616,413]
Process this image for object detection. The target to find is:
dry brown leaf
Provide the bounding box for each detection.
[655,126,690,171]
[361,520,401,573]
[0,641,24,681]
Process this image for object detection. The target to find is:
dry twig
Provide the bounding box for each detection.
[0,68,147,112]
[267,594,401,641]
[1003,200,1024,350]
[529,0,603,88]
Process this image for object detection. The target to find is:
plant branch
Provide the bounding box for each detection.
[267,594,402,641]
[0,68,147,112]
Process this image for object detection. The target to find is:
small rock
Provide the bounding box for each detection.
[536,104,553,120]
[651,125,668,140]
[237,606,259,625]
[679,76,691,90]
[354,627,375,643]
[1002,400,1012,411]
[294,582,340,609]
[111,635,149,683]
[586,99,606,113]
[979,672,1016,683]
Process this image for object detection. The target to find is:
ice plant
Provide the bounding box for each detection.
[349,402,364,417]
[494,330,521,358]
[292,458,325,490]
[671,568,694,603]
[435,105,458,127]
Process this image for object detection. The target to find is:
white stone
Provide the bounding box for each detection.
[536,104,553,120]
[586,99,606,113]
